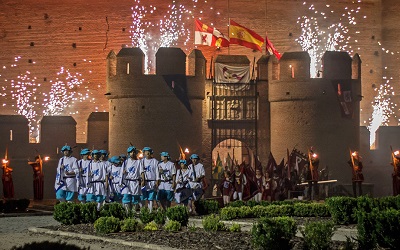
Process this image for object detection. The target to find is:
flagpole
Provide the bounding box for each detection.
[228,0,230,55]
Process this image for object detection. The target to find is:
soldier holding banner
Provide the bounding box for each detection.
[305,148,319,200]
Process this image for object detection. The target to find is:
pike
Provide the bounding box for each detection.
[308,149,315,180]
[390,145,398,175]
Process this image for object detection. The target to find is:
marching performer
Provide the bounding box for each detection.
[175,160,192,210]
[140,147,159,212]
[86,150,109,210]
[156,152,176,210]
[55,145,79,203]
[108,155,123,202]
[77,148,91,203]
[188,154,205,214]
[120,146,144,214]
[348,150,364,197]
[232,164,246,201]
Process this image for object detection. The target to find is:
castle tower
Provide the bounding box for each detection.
[107,47,205,158]
[269,51,361,182]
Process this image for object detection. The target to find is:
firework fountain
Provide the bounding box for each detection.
[296,1,397,148]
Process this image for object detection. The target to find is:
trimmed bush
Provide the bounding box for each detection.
[53,202,81,225]
[376,196,400,210]
[246,200,260,207]
[375,208,400,249]
[264,204,294,217]
[220,206,240,220]
[325,196,357,225]
[100,203,126,220]
[251,216,297,250]
[238,205,253,218]
[195,199,220,215]
[202,214,226,232]
[251,205,269,218]
[164,220,181,232]
[301,220,336,250]
[229,223,241,232]
[166,205,189,226]
[80,202,99,224]
[139,207,155,224]
[153,208,166,225]
[121,218,140,232]
[94,216,120,234]
[144,221,158,231]
[227,200,246,207]
[293,203,330,217]
[356,209,377,250]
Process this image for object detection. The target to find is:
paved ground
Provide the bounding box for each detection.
[0,214,153,250]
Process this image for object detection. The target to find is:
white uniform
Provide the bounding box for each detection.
[142,158,160,191]
[120,158,143,195]
[109,164,122,194]
[157,161,176,191]
[175,168,192,204]
[77,159,91,195]
[188,162,205,189]
[86,160,109,196]
[54,156,79,192]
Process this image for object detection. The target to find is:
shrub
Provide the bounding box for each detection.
[251,205,269,218]
[80,202,99,224]
[293,203,330,217]
[356,196,376,213]
[246,200,259,207]
[220,206,240,220]
[228,200,246,207]
[356,209,377,250]
[153,208,166,225]
[229,223,241,232]
[376,196,400,210]
[264,204,294,217]
[139,207,155,224]
[238,205,253,218]
[251,216,297,250]
[100,203,126,220]
[195,199,220,215]
[94,216,120,234]
[144,221,158,231]
[166,205,189,226]
[375,208,400,249]
[121,218,140,232]
[3,199,17,213]
[301,220,336,250]
[53,202,81,225]
[164,220,181,232]
[202,214,226,232]
[325,196,357,225]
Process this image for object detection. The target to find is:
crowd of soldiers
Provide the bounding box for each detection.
[55,145,205,214]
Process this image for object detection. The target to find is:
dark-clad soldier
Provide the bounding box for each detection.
[348,150,364,197]
[391,150,400,196]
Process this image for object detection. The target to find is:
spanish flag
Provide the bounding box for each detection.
[229,20,264,52]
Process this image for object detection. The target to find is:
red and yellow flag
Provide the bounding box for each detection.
[194,19,230,47]
[229,20,264,52]
[266,35,282,60]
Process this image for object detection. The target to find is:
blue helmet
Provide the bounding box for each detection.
[120,154,127,159]
[108,156,120,164]
[61,145,72,152]
[127,146,137,153]
[80,148,90,155]
[190,154,200,160]
[179,160,187,165]
[100,150,108,155]
[142,147,153,154]
[91,149,101,155]
[160,152,169,157]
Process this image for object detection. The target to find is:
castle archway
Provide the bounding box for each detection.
[210,138,255,196]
